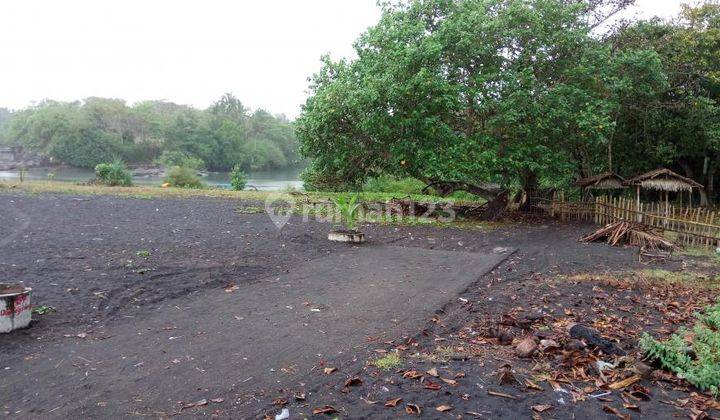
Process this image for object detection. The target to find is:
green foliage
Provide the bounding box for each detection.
[18,166,26,183]
[332,193,362,231]
[32,305,55,315]
[136,250,151,258]
[4,94,299,171]
[363,175,427,195]
[229,164,248,191]
[164,166,204,189]
[94,159,133,187]
[155,150,206,171]
[640,301,720,396]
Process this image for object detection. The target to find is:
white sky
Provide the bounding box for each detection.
[0,0,685,118]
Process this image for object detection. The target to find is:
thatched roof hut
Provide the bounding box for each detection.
[574,172,626,190]
[624,168,704,192]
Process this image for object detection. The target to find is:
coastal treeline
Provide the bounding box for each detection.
[0,93,299,171]
[297,0,720,204]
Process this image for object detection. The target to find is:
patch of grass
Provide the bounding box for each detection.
[136,250,151,258]
[681,247,720,263]
[640,300,720,396]
[236,206,264,214]
[640,269,720,288]
[6,180,487,206]
[566,270,720,290]
[372,353,403,370]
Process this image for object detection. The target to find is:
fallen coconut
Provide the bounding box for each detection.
[515,336,538,358]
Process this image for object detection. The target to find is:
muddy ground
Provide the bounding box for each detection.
[0,192,718,419]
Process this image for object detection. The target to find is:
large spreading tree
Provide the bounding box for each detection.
[296,0,720,207]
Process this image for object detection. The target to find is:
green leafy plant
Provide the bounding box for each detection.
[94,159,133,186]
[164,166,204,189]
[136,250,150,258]
[19,166,27,183]
[332,193,362,231]
[32,305,55,315]
[47,172,55,180]
[640,301,720,396]
[229,164,248,191]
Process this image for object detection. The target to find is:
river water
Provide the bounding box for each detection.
[0,167,304,191]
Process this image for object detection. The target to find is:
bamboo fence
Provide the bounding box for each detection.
[544,191,720,249]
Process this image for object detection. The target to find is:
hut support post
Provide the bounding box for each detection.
[636,185,641,223]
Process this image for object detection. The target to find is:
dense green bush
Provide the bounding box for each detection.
[229,164,248,191]
[164,166,204,189]
[155,150,206,171]
[95,159,133,186]
[640,301,720,396]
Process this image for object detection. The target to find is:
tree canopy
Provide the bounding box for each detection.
[296,0,720,205]
[0,94,300,171]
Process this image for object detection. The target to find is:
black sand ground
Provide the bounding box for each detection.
[1,192,707,419]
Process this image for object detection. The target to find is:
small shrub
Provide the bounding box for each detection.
[95,159,133,186]
[136,250,150,258]
[229,164,248,191]
[333,193,362,231]
[164,166,204,189]
[19,166,27,183]
[372,353,402,370]
[640,300,720,396]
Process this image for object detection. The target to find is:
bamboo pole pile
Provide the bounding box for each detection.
[580,221,678,252]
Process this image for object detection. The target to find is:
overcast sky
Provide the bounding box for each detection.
[0,0,686,118]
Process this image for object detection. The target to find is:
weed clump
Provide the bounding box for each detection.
[164,166,204,189]
[372,353,402,370]
[95,159,133,187]
[640,300,720,396]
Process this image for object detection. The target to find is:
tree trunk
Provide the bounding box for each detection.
[518,170,538,212]
[423,180,508,220]
[707,156,717,205]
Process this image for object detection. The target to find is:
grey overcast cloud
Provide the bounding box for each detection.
[0,0,685,118]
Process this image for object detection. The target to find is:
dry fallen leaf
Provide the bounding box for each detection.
[403,370,422,379]
[405,404,422,415]
[385,398,403,407]
[323,367,337,375]
[436,405,453,412]
[344,377,362,387]
[312,405,337,415]
[608,375,641,390]
[426,367,439,377]
[441,377,457,385]
[531,404,553,413]
[423,380,441,390]
[602,405,630,420]
[525,379,544,391]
